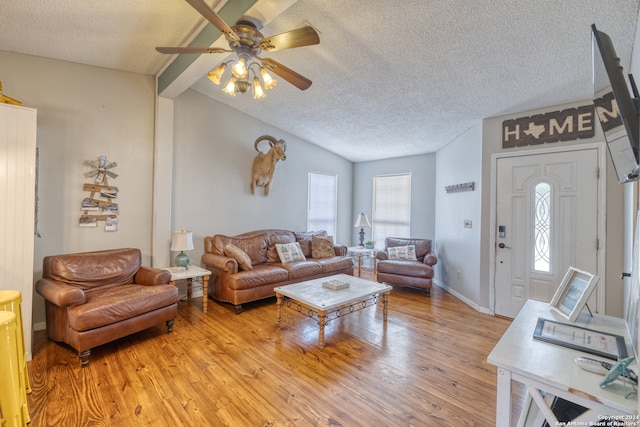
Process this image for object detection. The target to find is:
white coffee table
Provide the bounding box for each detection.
[274,274,392,348]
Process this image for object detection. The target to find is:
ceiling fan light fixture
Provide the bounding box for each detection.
[259,67,277,90]
[207,63,227,85]
[222,77,237,96]
[231,58,248,78]
[234,78,251,94]
[252,76,266,99]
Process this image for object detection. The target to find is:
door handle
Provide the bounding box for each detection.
[498,243,511,249]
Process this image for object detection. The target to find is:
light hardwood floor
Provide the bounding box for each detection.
[27,271,517,426]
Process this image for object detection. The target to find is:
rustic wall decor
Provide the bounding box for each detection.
[502,105,595,148]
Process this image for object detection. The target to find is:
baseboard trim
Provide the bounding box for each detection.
[34,321,46,331]
[433,280,492,315]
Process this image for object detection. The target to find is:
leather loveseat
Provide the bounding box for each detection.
[202,229,354,313]
[376,237,438,295]
[35,248,178,366]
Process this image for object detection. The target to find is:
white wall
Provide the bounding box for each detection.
[434,123,483,307]
[172,89,354,266]
[0,50,157,327]
[352,154,436,247]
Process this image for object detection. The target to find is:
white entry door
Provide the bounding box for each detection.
[494,148,600,318]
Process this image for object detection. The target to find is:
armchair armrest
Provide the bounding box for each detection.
[333,244,347,256]
[376,251,389,261]
[35,279,86,307]
[423,250,437,267]
[135,267,171,286]
[201,253,238,274]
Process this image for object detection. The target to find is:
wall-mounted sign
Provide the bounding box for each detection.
[502,105,595,148]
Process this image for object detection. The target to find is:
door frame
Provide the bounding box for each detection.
[489,142,607,315]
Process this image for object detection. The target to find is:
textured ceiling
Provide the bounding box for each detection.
[1,0,639,161]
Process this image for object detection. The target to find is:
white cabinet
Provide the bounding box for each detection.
[0,103,37,360]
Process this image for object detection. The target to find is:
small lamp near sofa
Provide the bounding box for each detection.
[171,230,194,269]
[354,213,371,247]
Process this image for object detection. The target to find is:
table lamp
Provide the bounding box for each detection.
[170,230,194,269]
[354,212,371,247]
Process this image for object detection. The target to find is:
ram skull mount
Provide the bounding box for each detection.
[251,135,287,196]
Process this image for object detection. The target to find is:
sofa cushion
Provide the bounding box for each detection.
[377,260,433,279]
[315,256,355,274]
[267,232,296,262]
[388,245,417,261]
[275,260,322,279]
[46,248,141,290]
[312,235,335,259]
[67,284,178,331]
[294,230,328,257]
[226,265,289,290]
[214,234,268,265]
[275,242,306,263]
[224,244,253,271]
[385,237,431,261]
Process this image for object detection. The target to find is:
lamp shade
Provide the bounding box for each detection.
[354,213,371,228]
[170,230,194,252]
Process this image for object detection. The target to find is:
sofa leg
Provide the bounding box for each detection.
[426,288,431,297]
[234,304,243,314]
[79,350,91,367]
[166,319,174,333]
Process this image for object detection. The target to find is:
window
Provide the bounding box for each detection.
[372,174,411,249]
[307,172,337,237]
[533,181,551,272]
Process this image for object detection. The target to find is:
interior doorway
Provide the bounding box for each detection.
[492,146,603,318]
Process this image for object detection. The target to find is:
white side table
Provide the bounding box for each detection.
[347,247,376,277]
[162,266,211,313]
[488,299,637,425]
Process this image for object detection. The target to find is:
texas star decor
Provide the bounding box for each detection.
[502,105,595,148]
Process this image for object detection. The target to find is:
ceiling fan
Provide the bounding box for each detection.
[156,0,320,98]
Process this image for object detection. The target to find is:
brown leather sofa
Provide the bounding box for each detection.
[35,248,178,367]
[376,237,438,295]
[202,229,354,313]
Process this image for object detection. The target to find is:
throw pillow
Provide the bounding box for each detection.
[224,244,253,271]
[388,245,417,261]
[275,242,306,263]
[312,235,335,259]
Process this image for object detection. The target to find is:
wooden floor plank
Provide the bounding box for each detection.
[27,274,519,426]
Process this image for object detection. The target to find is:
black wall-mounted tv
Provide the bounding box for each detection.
[592,24,639,183]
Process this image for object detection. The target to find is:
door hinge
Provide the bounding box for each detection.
[596,167,600,179]
[596,238,600,250]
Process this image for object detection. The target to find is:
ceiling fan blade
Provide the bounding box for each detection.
[259,58,312,90]
[84,170,99,178]
[156,46,231,54]
[185,0,239,41]
[105,171,118,179]
[104,162,118,169]
[259,26,320,52]
[83,160,99,168]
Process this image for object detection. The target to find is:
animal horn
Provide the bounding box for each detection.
[254,135,278,151]
[279,139,287,152]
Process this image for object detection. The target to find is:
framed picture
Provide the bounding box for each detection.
[533,317,628,360]
[549,267,599,322]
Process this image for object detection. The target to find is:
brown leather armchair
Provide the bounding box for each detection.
[376,237,437,295]
[35,248,179,367]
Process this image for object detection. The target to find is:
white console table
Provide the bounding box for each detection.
[488,300,638,426]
